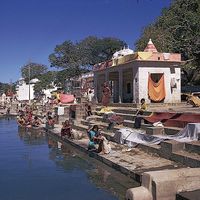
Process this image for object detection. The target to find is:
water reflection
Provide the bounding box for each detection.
[18,126,46,145]
[1,118,130,200]
[16,123,138,200]
[47,137,139,200]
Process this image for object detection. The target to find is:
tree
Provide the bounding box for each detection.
[55,68,89,89]
[78,36,127,66]
[49,36,126,71]
[34,71,57,95]
[0,82,15,94]
[135,0,200,85]
[49,41,81,69]
[21,62,48,83]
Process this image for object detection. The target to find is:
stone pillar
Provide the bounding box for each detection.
[118,69,123,103]
[75,104,86,121]
[132,68,136,103]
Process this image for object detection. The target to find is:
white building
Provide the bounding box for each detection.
[94,39,182,103]
[16,78,38,101]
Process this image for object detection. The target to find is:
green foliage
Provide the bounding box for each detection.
[21,62,48,83]
[49,36,126,72]
[55,68,89,88]
[78,36,127,66]
[135,0,200,75]
[49,41,81,69]
[0,82,15,94]
[34,71,57,95]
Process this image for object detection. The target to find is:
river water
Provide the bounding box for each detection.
[0,117,139,200]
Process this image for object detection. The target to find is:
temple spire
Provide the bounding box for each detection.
[144,38,158,53]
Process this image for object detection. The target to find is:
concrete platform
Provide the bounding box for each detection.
[126,168,200,200]
[47,128,182,184]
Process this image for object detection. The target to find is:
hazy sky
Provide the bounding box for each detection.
[0,0,171,83]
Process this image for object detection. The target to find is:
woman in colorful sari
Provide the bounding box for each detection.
[87,125,103,152]
[101,82,111,107]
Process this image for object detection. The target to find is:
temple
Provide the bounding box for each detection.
[93,39,182,103]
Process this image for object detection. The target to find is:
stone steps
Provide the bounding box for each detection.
[81,119,122,132]
[95,107,152,116]
[123,119,152,129]
[72,105,200,168]
[172,150,200,168]
[131,140,200,167]
[113,112,134,121]
[185,141,200,155]
[97,102,187,108]
[89,114,182,136]
[73,119,200,167]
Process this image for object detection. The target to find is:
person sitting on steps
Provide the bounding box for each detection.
[46,116,55,130]
[61,120,72,138]
[134,98,147,129]
[87,125,103,152]
[32,116,42,127]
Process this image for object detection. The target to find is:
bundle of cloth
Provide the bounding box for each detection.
[97,107,113,115]
[114,123,200,147]
[187,95,200,107]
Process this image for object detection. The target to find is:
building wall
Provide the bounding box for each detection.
[138,66,181,103]
[94,60,181,104]
[17,84,34,101]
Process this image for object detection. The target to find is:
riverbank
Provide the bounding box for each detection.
[46,124,200,200]
[2,102,200,200]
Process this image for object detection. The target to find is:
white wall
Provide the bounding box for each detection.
[17,84,34,101]
[43,87,58,99]
[138,67,181,103]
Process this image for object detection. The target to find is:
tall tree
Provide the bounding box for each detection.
[78,36,127,66]
[49,36,126,71]
[21,62,48,83]
[135,0,200,84]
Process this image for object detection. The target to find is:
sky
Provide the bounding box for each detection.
[0,0,171,83]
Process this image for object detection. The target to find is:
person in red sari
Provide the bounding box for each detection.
[101,82,111,107]
[61,120,72,138]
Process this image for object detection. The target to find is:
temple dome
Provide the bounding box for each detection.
[113,47,134,59]
[144,39,158,53]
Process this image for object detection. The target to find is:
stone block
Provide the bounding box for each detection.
[126,168,200,200]
[164,127,181,135]
[185,142,200,154]
[146,127,164,135]
[126,186,152,200]
[160,140,184,155]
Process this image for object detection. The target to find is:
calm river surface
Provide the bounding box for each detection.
[0,117,139,200]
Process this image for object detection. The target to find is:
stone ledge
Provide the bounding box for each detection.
[126,168,200,200]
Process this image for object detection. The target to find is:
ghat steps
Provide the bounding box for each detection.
[72,106,200,168]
